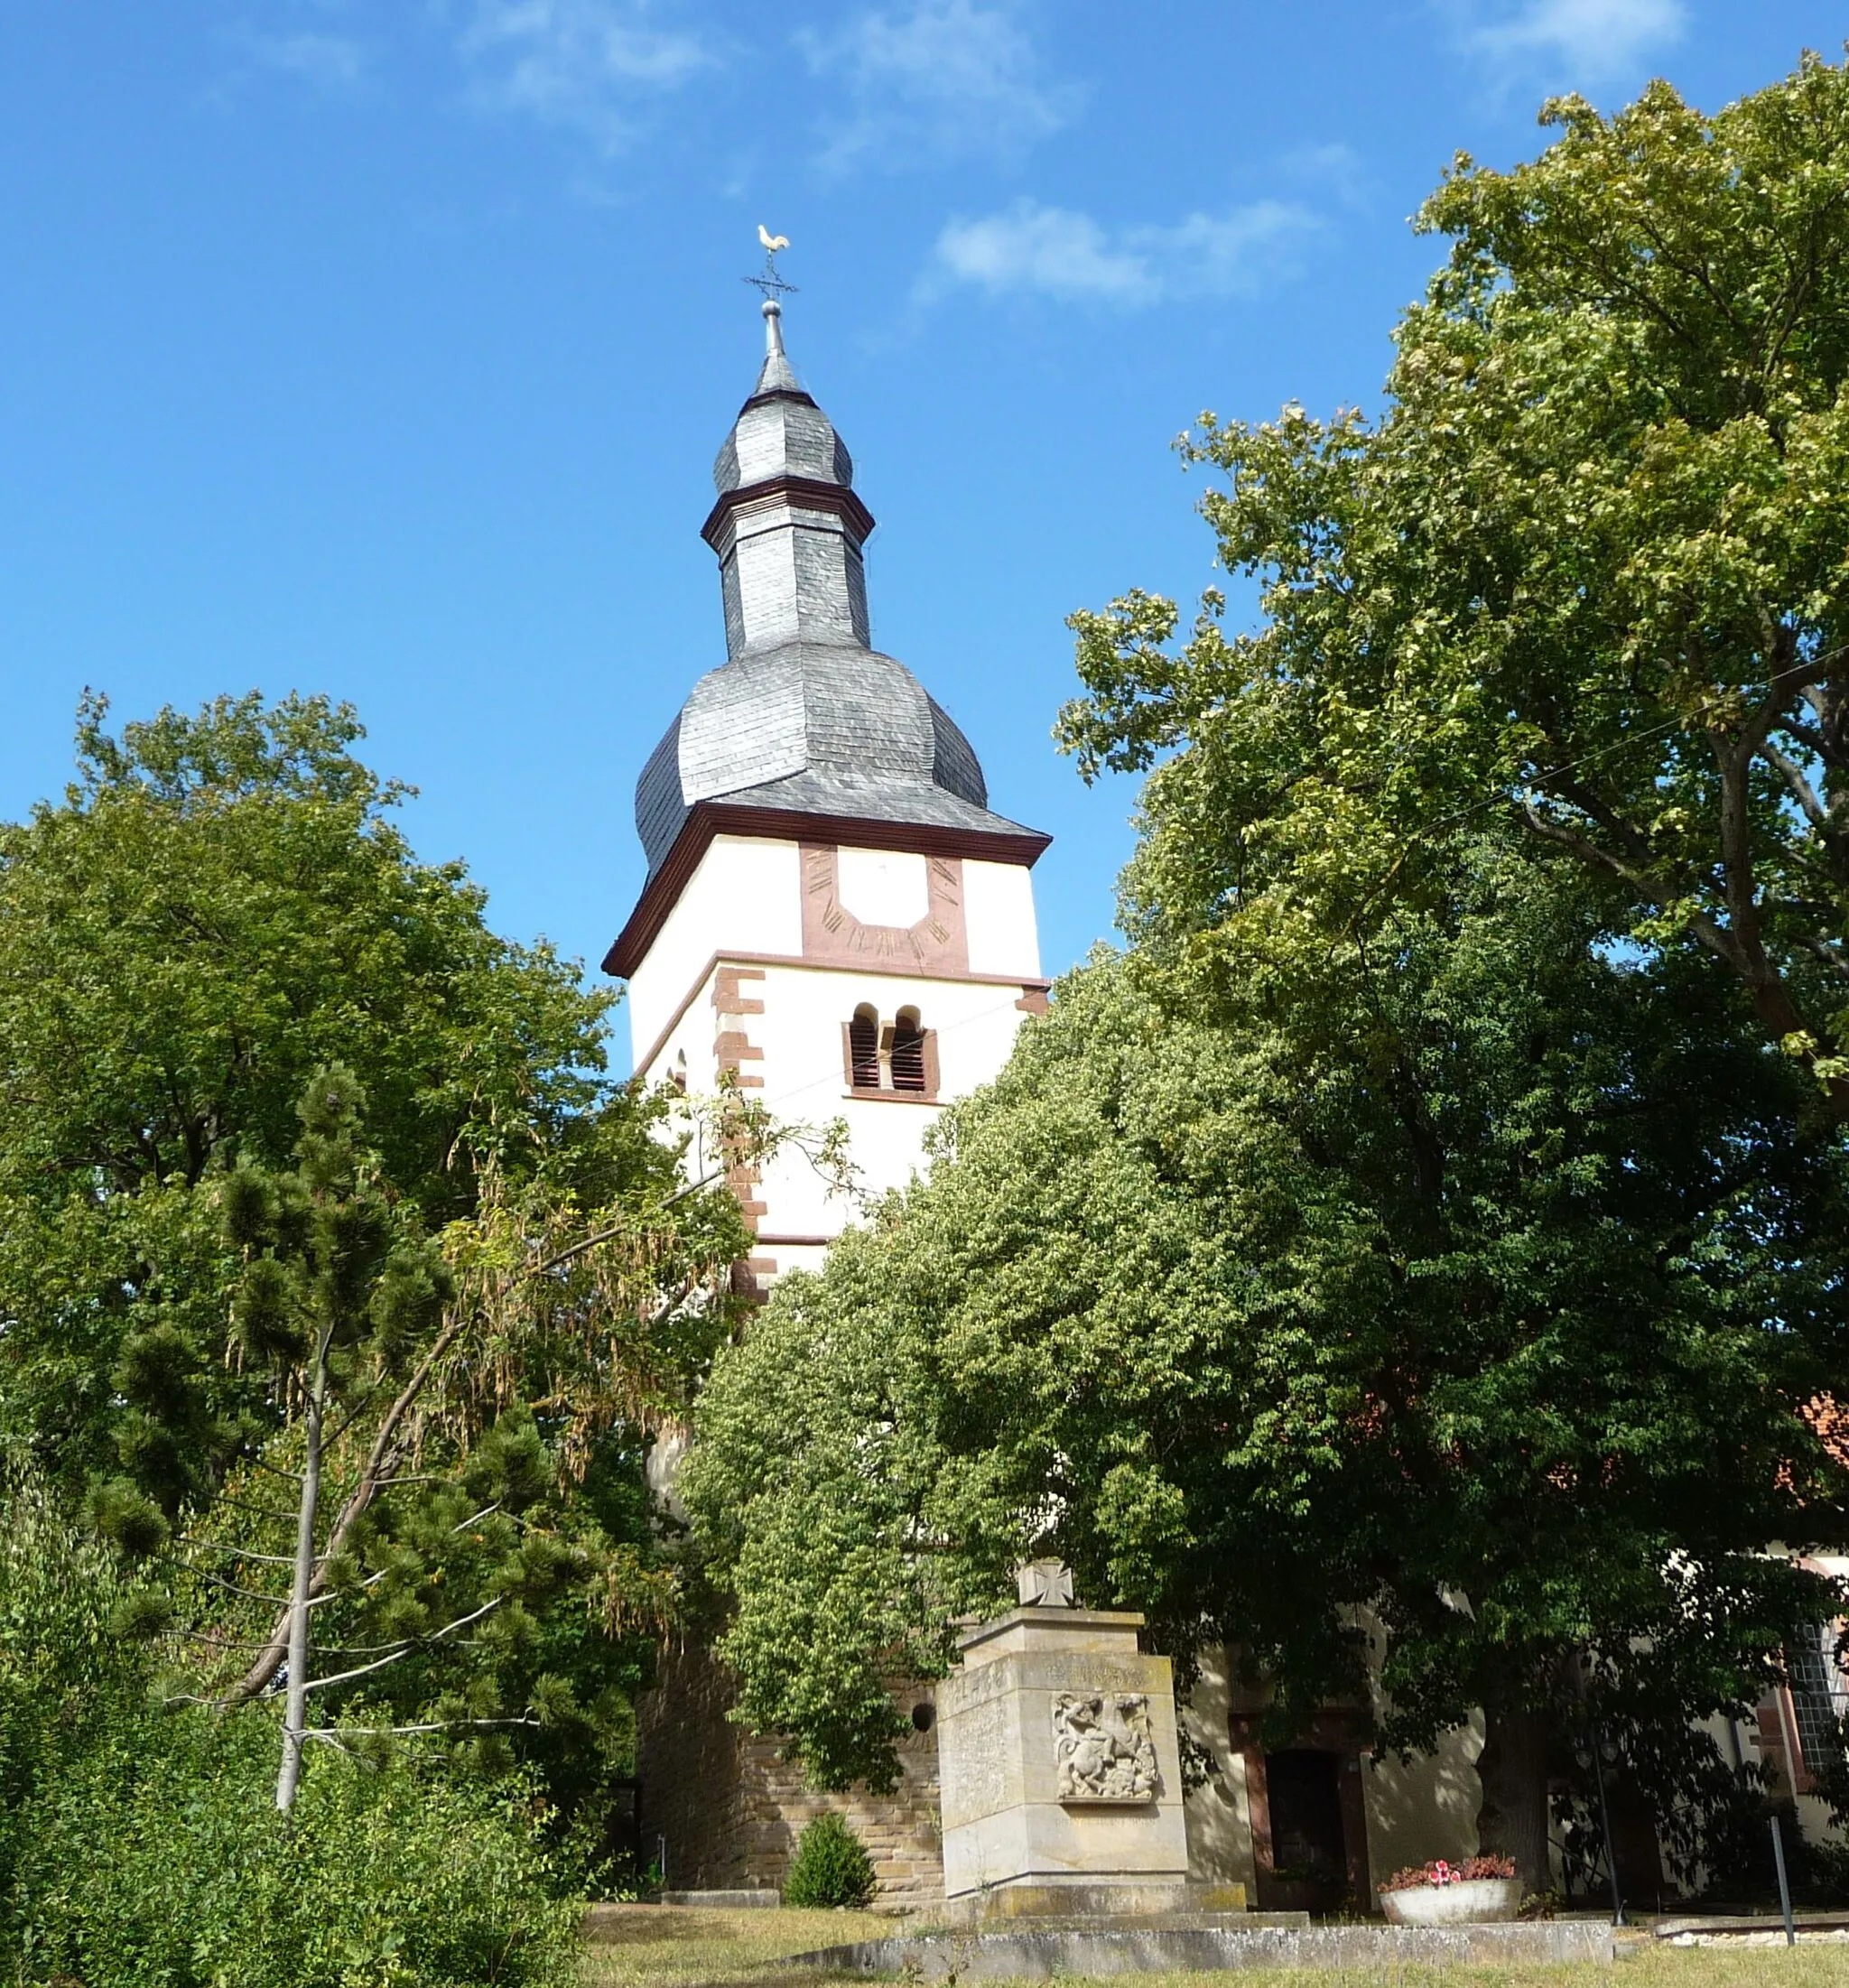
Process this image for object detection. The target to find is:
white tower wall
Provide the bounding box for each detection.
[628,833,1046,1285]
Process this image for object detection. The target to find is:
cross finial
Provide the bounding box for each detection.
[1017,1559,1075,1609]
[745,225,797,304]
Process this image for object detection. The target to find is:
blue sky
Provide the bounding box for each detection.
[0,3,1838,1067]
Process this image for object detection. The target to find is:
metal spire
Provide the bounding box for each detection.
[754,299,799,395]
[744,229,800,395]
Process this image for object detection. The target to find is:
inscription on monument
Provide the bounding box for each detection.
[1051,1692,1161,1804]
[942,1688,1011,1826]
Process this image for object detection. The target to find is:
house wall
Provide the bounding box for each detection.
[962,859,1042,980]
[1360,1715,1485,1888]
[627,834,1046,1268]
[748,961,1040,1240]
[1185,1645,1486,1906]
[1179,1649,1259,1894]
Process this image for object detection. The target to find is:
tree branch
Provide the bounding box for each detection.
[1515,798,1747,974]
[297,1596,505,1695]
[185,1540,318,1567]
[1763,739,1829,830]
[1737,644,1833,765]
[303,1717,542,1742]
[1538,768,1664,870]
[529,1176,722,1282]
[1707,688,1849,1119]
[1793,934,1849,982]
[296,1647,413,1694]
[225,1312,470,1705]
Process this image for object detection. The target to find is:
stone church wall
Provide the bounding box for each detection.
[637,1640,944,1901]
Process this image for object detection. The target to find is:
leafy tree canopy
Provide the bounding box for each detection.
[0,692,757,1845]
[1059,53,1849,1119]
[1,1461,579,1988]
[685,846,1849,1885]
[0,692,671,1492]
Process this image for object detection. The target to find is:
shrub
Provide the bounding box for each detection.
[5,1705,579,1988]
[782,1812,877,1909]
[0,1461,153,1937]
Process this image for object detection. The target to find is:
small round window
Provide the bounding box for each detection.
[910,1702,935,1734]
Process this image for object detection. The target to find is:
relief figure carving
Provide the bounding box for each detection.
[1052,1691,1160,1803]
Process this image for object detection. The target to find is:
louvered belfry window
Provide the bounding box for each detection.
[848,1006,881,1089]
[890,1011,927,1092]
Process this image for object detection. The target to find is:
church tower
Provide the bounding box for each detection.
[606,298,1050,1286]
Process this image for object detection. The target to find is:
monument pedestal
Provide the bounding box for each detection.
[936,1604,1193,1912]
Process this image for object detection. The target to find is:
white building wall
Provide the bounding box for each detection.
[1181,1650,1259,1893]
[1360,1716,1484,1889]
[748,961,1032,1243]
[627,837,803,1058]
[639,961,723,1093]
[836,848,931,928]
[623,836,1045,1284]
[963,859,1042,979]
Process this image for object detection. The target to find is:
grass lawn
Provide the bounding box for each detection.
[579,1907,1849,1987]
[581,1905,892,1986]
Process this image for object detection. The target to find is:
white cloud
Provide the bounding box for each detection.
[1456,0,1686,82]
[247,31,369,89]
[459,0,714,150]
[926,196,1315,308]
[1281,142,1371,213]
[223,6,372,95]
[800,0,1080,172]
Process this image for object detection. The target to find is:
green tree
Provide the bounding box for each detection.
[2,1461,581,1987]
[685,851,1849,1891]
[158,1063,744,1819]
[0,692,618,1495]
[209,1064,453,1809]
[1059,53,1849,1118]
[0,692,758,1844]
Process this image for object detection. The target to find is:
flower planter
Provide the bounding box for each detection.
[1380,1877,1521,1925]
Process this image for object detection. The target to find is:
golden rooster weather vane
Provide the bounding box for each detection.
[744,225,796,302]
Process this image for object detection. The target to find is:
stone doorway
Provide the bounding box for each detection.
[1234,1718,1371,1914]
[1263,1750,1348,1912]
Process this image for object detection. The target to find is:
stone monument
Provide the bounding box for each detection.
[935,1564,1194,1916]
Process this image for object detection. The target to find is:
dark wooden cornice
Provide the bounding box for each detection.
[740,386,819,413]
[603,800,1053,980]
[702,475,877,553]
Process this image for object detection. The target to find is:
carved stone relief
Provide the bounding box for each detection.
[1052,1691,1161,1804]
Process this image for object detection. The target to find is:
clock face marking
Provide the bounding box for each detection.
[797,844,968,974]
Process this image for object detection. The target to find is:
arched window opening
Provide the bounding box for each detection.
[890,1008,927,1092]
[847,1005,881,1090]
[671,1050,688,1094]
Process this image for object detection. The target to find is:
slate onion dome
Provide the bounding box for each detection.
[628,298,1043,881]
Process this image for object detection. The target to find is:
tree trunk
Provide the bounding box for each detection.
[1475,1705,1551,1897]
[274,1357,324,1815]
